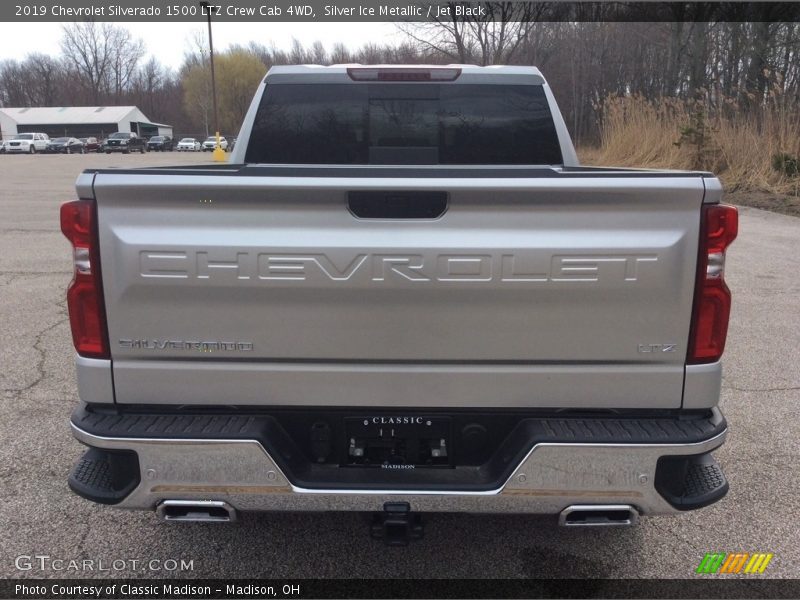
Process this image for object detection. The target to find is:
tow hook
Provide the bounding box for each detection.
[371,502,423,546]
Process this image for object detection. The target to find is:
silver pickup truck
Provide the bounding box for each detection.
[62,65,737,541]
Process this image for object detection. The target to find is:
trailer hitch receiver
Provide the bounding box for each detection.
[371,502,423,546]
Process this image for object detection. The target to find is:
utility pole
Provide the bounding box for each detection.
[200,1,225,162]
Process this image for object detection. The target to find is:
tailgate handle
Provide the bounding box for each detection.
[348,191,447,219]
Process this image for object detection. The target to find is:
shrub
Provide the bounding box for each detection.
[583,92,800,196]
[772,153,799,177]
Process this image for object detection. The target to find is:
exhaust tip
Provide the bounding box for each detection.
[156,500,237,523]
[559,504,639,527]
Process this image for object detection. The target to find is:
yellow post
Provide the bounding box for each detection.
[212,131,226,162]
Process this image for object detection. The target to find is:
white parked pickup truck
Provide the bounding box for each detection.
[63,65,736,542]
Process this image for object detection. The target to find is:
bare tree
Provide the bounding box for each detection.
[399,2,550,65]
[61,22,145,104]
[289,38,313,64]
[26,54,63,105]
[329,42,351,64]
[310,41,328,64]
[132,57,165,117]
[397,11,472,63]
[0,61,28,106]
[0,54,66,107]
[108,28,146,100]
[60,22,114,103]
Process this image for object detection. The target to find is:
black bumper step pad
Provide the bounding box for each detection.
[68,447,140,505]
[655,453,729,510]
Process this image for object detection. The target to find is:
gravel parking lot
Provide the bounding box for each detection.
[0,152,798,580]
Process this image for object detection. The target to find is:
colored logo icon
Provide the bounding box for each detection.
[696,553,773,574]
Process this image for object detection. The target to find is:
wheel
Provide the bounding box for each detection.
[29,145,35,154]
[66,147,71,155]
[105,150,111,154]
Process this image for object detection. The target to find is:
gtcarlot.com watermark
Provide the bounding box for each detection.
[15,555,194,573]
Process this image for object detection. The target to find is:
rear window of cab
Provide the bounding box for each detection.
[245,83,563,166]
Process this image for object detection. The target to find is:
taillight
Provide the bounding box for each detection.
[60,199,109,359]
[347,67,461,82]
[688,204,738,364]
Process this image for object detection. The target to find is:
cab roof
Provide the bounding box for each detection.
[263,64,546,85]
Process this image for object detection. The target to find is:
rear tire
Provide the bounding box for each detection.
[29,146,35,154]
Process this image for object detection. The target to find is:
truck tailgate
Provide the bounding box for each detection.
[93,170,705,408]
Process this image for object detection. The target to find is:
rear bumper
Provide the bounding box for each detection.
[69,406,729,516]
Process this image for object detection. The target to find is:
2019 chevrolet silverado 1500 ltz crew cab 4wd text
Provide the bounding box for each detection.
[63,65,736,540]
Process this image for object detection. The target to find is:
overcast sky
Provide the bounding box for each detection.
[0,22,406,70]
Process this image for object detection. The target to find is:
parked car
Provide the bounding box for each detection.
[63,65,737,537]
[5,132,49,154]
[147,136,173,152]
[103,132,146,154]
[176,137,202,152]
[202,135,229,152]
[79,137,101,152]
[46,137,85,154]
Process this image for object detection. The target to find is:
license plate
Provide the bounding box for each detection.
[344,416,451,468]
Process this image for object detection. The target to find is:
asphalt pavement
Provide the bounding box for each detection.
[0,152,797,579]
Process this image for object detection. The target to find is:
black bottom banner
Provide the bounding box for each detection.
[2,579,800,599]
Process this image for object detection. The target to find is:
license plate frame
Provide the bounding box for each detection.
[343,415,452,468]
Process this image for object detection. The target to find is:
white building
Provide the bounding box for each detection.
[0,106,172,140]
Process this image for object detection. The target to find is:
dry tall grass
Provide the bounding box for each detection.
[580,92,800,197]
